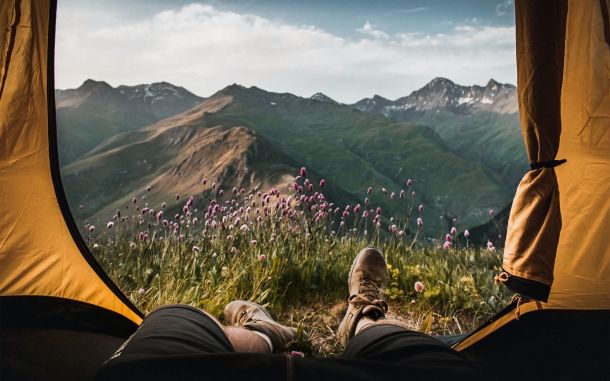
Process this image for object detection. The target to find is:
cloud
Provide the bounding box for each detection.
[357,22,389,39]
[395,7,427,14]
[55,3,516,103]
[496,0,514,16]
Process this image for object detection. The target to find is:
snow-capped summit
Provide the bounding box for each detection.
[310,92,338,104]
[352,78,517,118]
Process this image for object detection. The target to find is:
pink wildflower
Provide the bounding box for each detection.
[450,226,457,236]
[406,179,413,187]
[464,229,470,238]
[414,281,425,293]
[300,167,307,178]
[443,241,452,250]
[319,179,326,188]
[106,221,114,229]
[258,254,267,261]
[138,288,146,296]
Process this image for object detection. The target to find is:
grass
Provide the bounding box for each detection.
[87,169,512,356]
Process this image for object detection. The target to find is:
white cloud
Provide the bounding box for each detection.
[496,0,514,16]
[55,3,516,103]
[357,21,389,39]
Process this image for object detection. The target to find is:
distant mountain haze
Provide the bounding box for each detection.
[57,78,524,236]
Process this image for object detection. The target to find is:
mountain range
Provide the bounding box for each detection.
[57,78,525,236]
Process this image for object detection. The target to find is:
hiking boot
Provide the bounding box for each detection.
[224,300,297,351]
[337,247,388,347]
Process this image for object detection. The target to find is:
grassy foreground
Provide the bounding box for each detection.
[87,169,512,355]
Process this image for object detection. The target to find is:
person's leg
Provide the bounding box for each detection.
[335,248,482,378]
[223,300,299,352]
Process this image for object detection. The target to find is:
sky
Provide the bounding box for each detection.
[56,0,516,103]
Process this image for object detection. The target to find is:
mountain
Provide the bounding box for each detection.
[116,82,205,120]
[310,92,338,104]
[353,77,517,116]
[62,95,357,223]
[351,78,526,188]
[55,80,204,165]
[60,80,520,235]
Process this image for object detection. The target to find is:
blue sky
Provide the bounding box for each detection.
[56,0,516,103]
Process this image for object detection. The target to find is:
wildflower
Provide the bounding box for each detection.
[400,190,405,199]
[183,205,189,214]
[445,234,452,242]
[192,246,201,253]
[382,187,387,194]
[376,207,382,215]
[340,221,345,228]
[367,187,373,195]
[487,240,496,251]
[133,198,137,204]
[147,186,151,192]
[219,189,224,197]
[411,191,416,197]
[250,240,258,246]
[362,210,369,219]
[138,288,146,296]
[230,247,239,254]
[162,202,166,209]
[414,281,425,293]
[202,178,207,185]
[290,351,305,358]
[398,230,405,236]
[464,229,470,238]
[300,167,307,178]
[390,192,396,199]
[417,217,423,227]
[130,242,136,249]
[450,226,457,236]
[489,209,495,217]
[156,211,163,221]
[106,222,114,229]
[227,235,234,241]
[162,219,169,227]
[319,179,326,188]
[354,204,361,214]
[88,225,95,232]
[406,179,413,187]
[418,204,424,213]
[93,243,99,249]
[390,224,398,234]
[258,254,267,261]
[240,224,249,232]
[443,241,452,250]
[175,194,180,200]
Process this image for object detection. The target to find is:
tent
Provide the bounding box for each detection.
[0,0,608,380]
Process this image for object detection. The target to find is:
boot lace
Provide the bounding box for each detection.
[348,272,388,312]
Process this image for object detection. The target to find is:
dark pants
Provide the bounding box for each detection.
[96,305,482,381]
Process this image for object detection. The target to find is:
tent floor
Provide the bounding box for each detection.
[461,309,610,380]
[1,328,125,381]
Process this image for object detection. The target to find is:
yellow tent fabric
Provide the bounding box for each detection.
[548,0,610,309]
[500,0,567,301]
[0,0,141,325]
